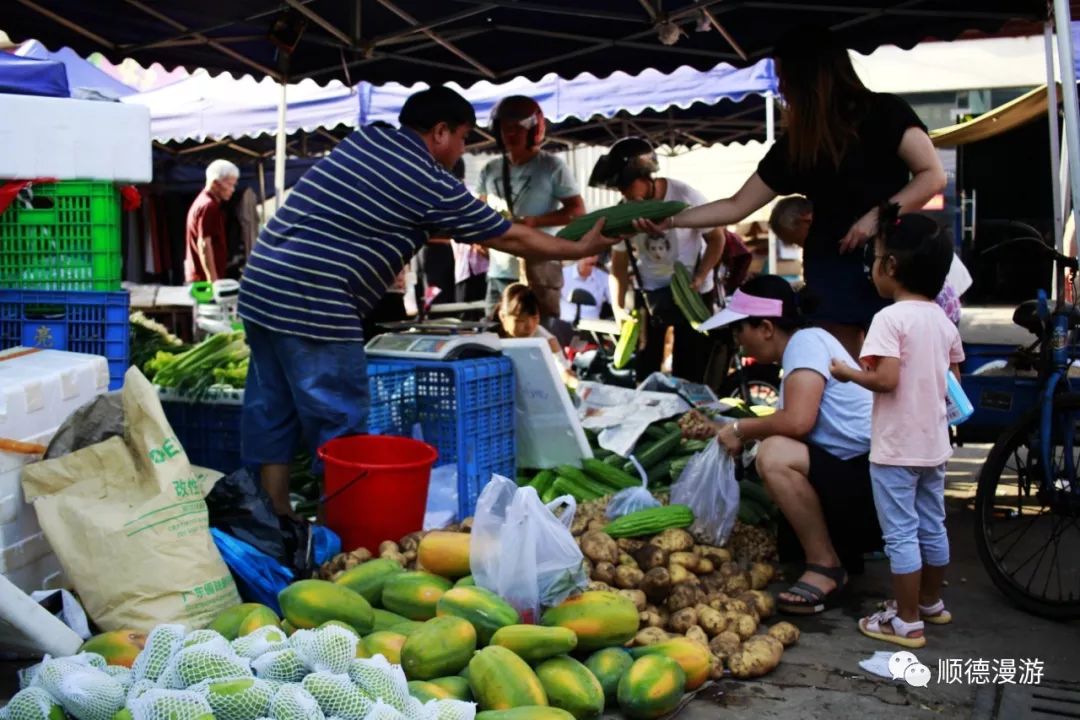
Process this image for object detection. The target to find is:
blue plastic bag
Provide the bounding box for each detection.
[211,528,293,614]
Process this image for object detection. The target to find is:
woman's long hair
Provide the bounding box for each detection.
[775,25,871,171]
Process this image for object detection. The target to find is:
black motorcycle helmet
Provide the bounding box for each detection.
[588,137,660,190]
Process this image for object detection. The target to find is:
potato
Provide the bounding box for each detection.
[641,567,672,604]
[618,552,639,568]
[398,532,424,553]
[331,570,344,582]
[697,606,728,637]
[669,552,699,571]
[634,545,670,571]
[669,563,697,585]
[695,558,715,575]
[587,581,615,592]
[381,549,407,566]
[619,589,648,612]
[344,556,361,570]
[709,653,725,680]
[686,625,710,648]
[709,631,742,660]
[633,628,670,647]
[727,635,782,679]
[718,561,740,577]
[653,528,695,553]
[754,634,785,664]
[723,573,751,595]
[580,531,620,564]
[700,545,732,564]
[727,613,758,640]
[460,517,474,532]
[570,514,591,536]
[719,598,753,617]
[349,547,373,563]
[379,540,400,555]
[749,562,775,590]
[593,561,617,586]
[587,519,607,533]
[615,565,645,589]
[700,574,727,595]
[403,550,417,563]
[640,609,665,628]
[618,538,646,554]
[666,582,706,613]
[668,607,698,634]
[739,590,776,620]
[768,622,800,647]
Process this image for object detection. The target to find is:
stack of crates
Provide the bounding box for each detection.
[0,180,128,389]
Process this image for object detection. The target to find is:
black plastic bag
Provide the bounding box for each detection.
[204,467,315,577]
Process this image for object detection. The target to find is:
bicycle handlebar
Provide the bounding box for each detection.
[980,235,1080,272]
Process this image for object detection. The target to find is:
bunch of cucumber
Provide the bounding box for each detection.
[672,262,711,328]
[737,478,777,526]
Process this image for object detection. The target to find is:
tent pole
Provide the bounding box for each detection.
[257,159,267,226]
[275,80,287,210]
[765,90,778,276]
[1053,0,1080,282]
[1045,23,1064,264]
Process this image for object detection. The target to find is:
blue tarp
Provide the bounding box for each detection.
[0,52,69,97]
[14,40,135,98]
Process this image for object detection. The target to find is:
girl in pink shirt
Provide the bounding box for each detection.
[830,204,963,648]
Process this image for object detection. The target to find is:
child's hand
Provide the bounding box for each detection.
[829,358,855,382]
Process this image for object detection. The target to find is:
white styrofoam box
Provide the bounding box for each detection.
[0,93,151,182]
[0,349,110,592]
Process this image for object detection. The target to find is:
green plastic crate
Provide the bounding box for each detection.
[0,180,122,291]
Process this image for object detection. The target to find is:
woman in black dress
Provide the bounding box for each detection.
[635,25,946,360]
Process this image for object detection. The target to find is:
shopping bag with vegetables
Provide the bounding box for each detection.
[469,476,587,622]
[670,438,739,545]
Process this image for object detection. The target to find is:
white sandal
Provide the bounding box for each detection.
[879,598,953,625]
[858,606,926,648]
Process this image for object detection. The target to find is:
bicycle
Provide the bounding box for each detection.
[969,234,1080,619]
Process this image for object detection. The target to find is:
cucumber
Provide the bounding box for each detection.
[624,429,683,472]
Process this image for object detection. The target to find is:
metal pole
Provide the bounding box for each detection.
[1045,24,1064,255]
[275,80,287,209]
[257,159,267,225]
[765,90,778,276]
[1053,0,1080,275]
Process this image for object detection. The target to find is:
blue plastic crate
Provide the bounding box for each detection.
[367,362,417,436]
[160,388,244,473]
[159,364,421,474]
[0,289,128,389]
[370,356,516,519]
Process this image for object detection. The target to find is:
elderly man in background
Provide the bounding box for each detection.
[185,158,239,283]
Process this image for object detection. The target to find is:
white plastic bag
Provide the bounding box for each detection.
[470,476,588,623]
[670,439,739,545]
[606,456,661,520]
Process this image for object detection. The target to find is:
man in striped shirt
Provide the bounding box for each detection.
[238,86,615,516]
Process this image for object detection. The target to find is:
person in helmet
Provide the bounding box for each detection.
[589,137,726,382]
[478,95,586,318]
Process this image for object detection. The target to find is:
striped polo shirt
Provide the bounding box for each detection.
[239,124,511,341]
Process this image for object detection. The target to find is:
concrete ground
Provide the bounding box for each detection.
[677,445,1080,720]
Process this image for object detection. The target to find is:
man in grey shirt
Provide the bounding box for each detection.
[478,95,585,318]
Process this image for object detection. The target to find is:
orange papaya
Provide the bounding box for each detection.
[79,630,147,668]
[540,592,637,652]
[417,532,471,578]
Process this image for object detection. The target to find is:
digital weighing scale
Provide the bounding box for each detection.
[365,320,503,360]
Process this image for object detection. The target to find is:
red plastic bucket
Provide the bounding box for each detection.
[317,434,438,553]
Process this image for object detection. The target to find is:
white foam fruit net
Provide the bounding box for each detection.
[3,687,65,720]
[349,656,410,714]
[195,677,275,720]
[132,625,187,684]
[233,626,289,660]
[252,649,309,683]
[34,658,125,720]
[159,645,253,689]
[302,672,372,720]
[269,683,326,720]
[289,626,358,675]
[129,689,215,720]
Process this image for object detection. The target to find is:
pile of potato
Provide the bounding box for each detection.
[570,497,797,679]
[317,531,429,579]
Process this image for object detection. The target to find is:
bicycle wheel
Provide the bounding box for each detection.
[974,392,1080,619]
[722,362,781,409]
